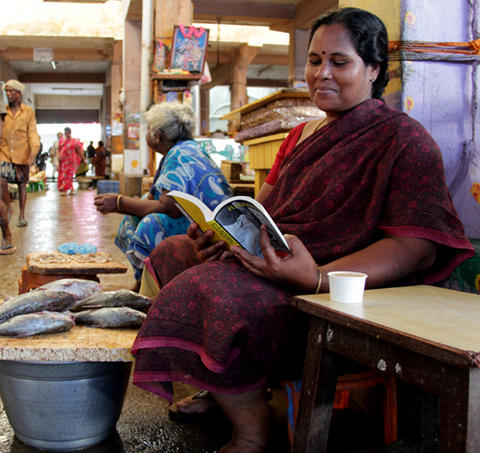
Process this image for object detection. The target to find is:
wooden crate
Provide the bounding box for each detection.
[221,160,243,182]
[243,132,289,194]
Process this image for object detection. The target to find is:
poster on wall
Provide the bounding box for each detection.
[124,149,143,176]
[125,113,140,150]
[170,25,209,74]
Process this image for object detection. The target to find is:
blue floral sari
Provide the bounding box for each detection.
[115,139,232,279]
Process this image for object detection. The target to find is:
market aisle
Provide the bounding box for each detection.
[0,183,291,453]
[0,183,134,298]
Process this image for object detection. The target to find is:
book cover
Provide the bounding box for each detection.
[168,190,290,257]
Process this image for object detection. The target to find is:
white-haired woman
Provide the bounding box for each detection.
[94,102,232,290]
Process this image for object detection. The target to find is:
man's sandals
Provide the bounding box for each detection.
[168,389,274,424]
[0,241,16,255]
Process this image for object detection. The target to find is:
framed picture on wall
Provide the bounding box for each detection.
[152,38,169,73]
[170,25,209,74]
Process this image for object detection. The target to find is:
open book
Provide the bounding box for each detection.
[168,190,290,257]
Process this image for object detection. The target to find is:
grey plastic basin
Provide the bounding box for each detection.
[0,360,131,451]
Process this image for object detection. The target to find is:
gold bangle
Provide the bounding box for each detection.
[315,268,323,294]
[116,194,122,211]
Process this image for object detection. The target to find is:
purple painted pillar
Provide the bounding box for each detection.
[401,0,480,237]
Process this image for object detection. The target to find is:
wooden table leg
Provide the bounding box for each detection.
[254,170,266,197]
[292,318,338,453]
[438,367,480,453]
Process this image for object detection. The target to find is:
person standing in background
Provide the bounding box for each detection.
[86,140,96,174]
[57,127,86,196]
[49,131,63,179]
[0,80,40,228]
[0,103,14,254]
[92,140,107,177]
[86,141,96,162]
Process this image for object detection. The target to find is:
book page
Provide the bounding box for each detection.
[167,191,213,233]
[213,199,290,256]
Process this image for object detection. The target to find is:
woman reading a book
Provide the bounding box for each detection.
[94,102,231,291]
[132,8,474,452]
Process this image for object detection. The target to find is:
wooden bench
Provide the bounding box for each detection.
[18,251,128,294]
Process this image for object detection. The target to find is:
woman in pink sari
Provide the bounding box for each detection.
[57,127,85,195]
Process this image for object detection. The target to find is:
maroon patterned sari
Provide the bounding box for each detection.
[132,99,474,401]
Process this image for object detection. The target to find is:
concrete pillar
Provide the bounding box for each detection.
[288,28,309,87]
[155,0,192,38]
[139,0,153,173]
[149,0,192,172]
[122,19,142,189]
[123,20,141,120]
[110,41,123,154]
[199,86,209,135]
[229,45,260,133]
[0,60,18,86]
[339,0,402,108]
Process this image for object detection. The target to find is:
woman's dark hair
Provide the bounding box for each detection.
[309,7,389,99]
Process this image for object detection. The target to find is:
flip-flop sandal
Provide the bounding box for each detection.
[17,219,28,227]
[168,388,274,424]
[168,390,221,423]
[0,245,16,255]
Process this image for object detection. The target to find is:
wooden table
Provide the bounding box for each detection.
[18,251,128,294]
[291,285,480,453]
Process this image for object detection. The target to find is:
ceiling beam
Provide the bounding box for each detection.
[246,78,288,87]
[202,62,232,90]
[193,0,295,26]
[0,48,112,62]
[206,51,288,66]
[124,0,142,21]
[294,0,337,30]
[44,0,108,2]
[19,73,106,83]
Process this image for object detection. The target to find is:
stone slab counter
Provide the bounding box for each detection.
[0,326,138,362]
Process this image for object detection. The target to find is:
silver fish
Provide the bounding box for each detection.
[38,278,102,301]
[0,311,75,337]
[0,289,76,325]
[72,289,152,312]
[74,307,146,328]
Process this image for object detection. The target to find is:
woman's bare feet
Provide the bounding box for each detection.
[213,387,271,453]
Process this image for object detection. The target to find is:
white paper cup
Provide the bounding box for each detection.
[327,271,368,303]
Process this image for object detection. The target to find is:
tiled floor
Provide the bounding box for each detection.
[0,183,431,453]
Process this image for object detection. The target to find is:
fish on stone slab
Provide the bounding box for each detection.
[71,289,152,312]
[0,311,75,337]
[74,307,146,328]
[38,278,102,301]
[0,289,77,325]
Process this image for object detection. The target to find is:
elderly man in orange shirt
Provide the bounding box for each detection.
[0,80,40,229]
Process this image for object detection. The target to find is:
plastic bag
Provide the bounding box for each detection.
[57,242,97,255]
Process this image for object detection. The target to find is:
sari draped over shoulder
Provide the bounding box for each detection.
[132,99,473,401]
[263,99,473,282]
